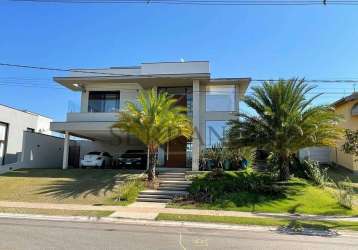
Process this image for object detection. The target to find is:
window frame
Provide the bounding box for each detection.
[205,120,229,148]
[88,91,121,113]
[205,85,236,112]
[0,122,9,166]
[352,103,358,116]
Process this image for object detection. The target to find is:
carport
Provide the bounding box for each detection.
[50,120,145,169]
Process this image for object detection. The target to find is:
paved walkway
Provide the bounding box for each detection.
[0,200,357,222]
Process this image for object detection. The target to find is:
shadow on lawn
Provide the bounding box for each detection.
[24,169,140,200]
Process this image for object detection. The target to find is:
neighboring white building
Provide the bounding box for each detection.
[0,104,52,165]
[50,61,251,170]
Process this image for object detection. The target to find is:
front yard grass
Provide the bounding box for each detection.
[0,168,144,206]
[169,172,358,216]
[156,213,358,231]
[328,167,358,205]
[0,207,113,217]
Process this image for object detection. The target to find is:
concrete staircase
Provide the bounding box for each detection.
[136,168,191,203]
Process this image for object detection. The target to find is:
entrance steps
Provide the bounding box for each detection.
[136,168,191,203]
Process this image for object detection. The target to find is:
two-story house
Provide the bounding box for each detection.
[330,93,358,173]
[50,61,251,171]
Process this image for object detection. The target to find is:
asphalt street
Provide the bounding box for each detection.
[0,218,357,250]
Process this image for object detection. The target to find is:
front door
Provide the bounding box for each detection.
[158,87,191,168]
[165,136,187,168]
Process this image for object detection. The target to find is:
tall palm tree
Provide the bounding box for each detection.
[228,79,342,180]
[112,89,192,181]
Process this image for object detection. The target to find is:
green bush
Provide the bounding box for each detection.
[188,170,281,203]
[113,179,144,203]
[302,160,329,186]
[200,144,255,172]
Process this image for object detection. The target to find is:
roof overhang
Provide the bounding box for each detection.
[54,74,251,94]
[332,92,358,107]
[54,73,211,91]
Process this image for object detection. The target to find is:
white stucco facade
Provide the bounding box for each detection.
[50,61,251,170]
[0,104,52,165]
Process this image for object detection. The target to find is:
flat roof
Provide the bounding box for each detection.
[0,103,52,120]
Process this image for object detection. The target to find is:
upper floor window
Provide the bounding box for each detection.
[88,91,120,113]
[158,87,193,116]
[352,103,358,116]
[206,85,236,112]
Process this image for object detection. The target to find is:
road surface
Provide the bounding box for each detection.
[0,218,357,249]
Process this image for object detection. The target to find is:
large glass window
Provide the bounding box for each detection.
[158,87,193,117]
[206,85,236,112]
[205,121,228,147]
[88,91,120,113]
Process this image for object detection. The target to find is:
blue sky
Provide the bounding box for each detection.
[0,1,358,120]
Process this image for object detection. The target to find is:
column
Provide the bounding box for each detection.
[235,83,240,112]
[192,79,200,171]
[62,131,70,170]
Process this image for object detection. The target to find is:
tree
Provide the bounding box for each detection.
[342,129,358,159]
[112,89,192,181]
[228,79,342,180]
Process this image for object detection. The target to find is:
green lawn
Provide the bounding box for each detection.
[0,207,113,217]
[0,169,144,206]
[169,173,358,216]
[156,213,358,231]
[328,167,358,205]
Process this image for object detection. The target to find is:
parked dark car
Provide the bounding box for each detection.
[118,150,147,169]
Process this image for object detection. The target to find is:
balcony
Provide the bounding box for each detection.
[66,112,120,122]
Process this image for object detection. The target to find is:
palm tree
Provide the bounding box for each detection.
[228,79,342,180]
[112,89,192,181]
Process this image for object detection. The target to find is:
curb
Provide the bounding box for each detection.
[0,212,276,232]
[0,212,358,237]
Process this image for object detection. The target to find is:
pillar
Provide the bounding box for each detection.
[62,131,70,170]
[192,79,200,171]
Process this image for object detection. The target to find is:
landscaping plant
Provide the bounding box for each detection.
[302,160,329,186]
[200,144,255,172]
[112,89,192,181]
[228,79,342,180]
[334,177,354,209]
[342,129,358,160]
[188,170,282,203]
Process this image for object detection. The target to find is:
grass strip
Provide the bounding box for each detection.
[0,207,114,217]
[156,213,358,231]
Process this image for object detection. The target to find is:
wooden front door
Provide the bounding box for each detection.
[158,87,190,168]
[165,137,187,168]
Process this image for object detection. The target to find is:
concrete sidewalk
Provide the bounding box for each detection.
[0,200,357,222]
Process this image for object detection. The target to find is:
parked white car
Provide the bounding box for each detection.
[80,151,112,169]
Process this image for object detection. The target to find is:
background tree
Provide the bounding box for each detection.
[228,79,342,180]
[112,89,192,181]
[342,129,358,159]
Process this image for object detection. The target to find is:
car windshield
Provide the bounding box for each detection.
[121,150,144,158]
[87,152,101,155]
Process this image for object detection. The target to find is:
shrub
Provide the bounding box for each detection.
[200,144,255,172]
[266,152,282,178]
[333,177,353,209]
[115,179,144,202]
[302,160,329,186]
[188,170,282,203]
